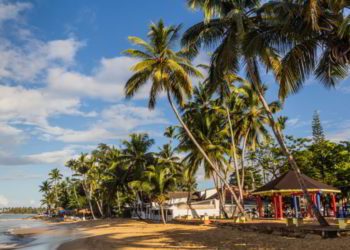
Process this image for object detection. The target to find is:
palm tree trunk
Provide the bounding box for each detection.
[213,173,228,218]
[73,185,81,209]
[225,106,244,203]
[117,190,121,215]
[240,128,250,190]
[82,179,96,220]
[167,91,245,215]
[186,185,199,218]
[246,59,329,226]
[95,198,104,218]
[160,204,166,224]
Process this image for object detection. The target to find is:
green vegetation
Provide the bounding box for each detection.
[0,207,44,214]
[39,1,349,226]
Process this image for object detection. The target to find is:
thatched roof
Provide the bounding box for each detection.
[252,170,340,196]
[167,192,199,199]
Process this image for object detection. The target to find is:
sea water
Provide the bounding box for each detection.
[0,214,43,249]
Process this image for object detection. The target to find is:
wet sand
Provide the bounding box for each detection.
[56,218,350,250]
[11,220,83,249]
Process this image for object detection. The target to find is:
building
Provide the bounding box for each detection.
[132,187,256,222]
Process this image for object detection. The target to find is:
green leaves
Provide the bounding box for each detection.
[125,20,201,110]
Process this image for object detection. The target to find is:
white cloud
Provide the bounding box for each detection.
[46,39,83,63]
[287,118,300,127]
[53,127,116,143]
[0,2,31,23]
[39,104,169,143]
[101,104,168,130]
[46,56,151,101]
[25,147,77,165]
[0,195,9,207]
[328,120,350,142]
[0,37,82,82]
[0,85,84,127]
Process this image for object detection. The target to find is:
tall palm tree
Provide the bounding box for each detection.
[66,154,97,220]
[48,168,63,208]
[234,83,280,189]
[177,84,232,217]
[39,180,52,215]
[124,19,245,213]
[182,0,338,226]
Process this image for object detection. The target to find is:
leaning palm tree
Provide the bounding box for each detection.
[177,84,232,217]
[234,83,280,190]
[124,20,245,214]
[182,0,338,226]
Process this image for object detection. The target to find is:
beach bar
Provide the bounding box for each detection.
[252,170,341,219]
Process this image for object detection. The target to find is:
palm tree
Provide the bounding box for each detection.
[182,163,198,217]
[177,84,232,217]
[39,180,52,215]
[156,144,181,174]
[144,164,177,224]
[120,133,155,180]
[66,154,97,220]
[124,20,245,214]
[182,0,336,226]
[233,83,280,190]
[48,168,63,208]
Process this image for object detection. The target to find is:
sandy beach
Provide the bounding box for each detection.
[46,218,350,250]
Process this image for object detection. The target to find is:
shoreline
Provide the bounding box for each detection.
[8,217,350,249]
[8,217,85,249]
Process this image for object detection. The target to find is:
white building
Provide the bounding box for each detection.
[132,187,256,222]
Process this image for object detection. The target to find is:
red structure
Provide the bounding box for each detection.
[252,170,341,219]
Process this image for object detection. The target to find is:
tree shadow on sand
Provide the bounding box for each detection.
[58,220,350,250]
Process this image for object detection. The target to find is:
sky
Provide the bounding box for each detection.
[0,0,349,208]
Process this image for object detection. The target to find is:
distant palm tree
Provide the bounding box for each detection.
[120,133,155,180]
[66,155,97,220]
[233,83,280,189]
[124,20,244,213]
[48,168,62,208]
[39,180,52,215]
[144,164,177,224]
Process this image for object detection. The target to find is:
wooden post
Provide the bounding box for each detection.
[331,194,337,217]
[256,196,263,218]
[317,193,321,211]
[293,195,299,218]
[278,194,283,219]
[273,195,278,219]
[307,194,312,217]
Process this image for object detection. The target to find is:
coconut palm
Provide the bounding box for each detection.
[120,133,155,181]
[39,180,52,214]
[182,0,333,226]
[254,0,349,95]
[234,83,280,189]
[144,164,177,224]
[66,154,97,220]
[124,19,245,213]
[177,84,231,217]
[48,168,63,208]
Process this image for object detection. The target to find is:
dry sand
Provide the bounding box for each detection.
[56,218,350,250]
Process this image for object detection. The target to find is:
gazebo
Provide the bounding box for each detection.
[252,170,341,219]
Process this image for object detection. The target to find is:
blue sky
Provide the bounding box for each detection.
[0,0,349,207]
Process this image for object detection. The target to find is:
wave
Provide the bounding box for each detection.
[0,243,19,249]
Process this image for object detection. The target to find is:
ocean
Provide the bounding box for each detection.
[0,214,79,249]
[0,214,43,248]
